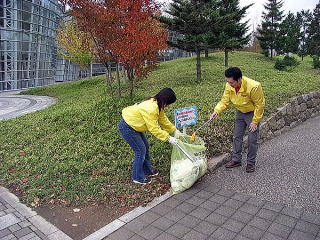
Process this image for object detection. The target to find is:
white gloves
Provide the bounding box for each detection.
[168,137,178,145]
[174,129,182,137]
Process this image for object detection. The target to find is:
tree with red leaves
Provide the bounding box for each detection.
[61,0,168,97]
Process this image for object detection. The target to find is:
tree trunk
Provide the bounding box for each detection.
[104,63,113,95]
[196,50,201,82]
[116,62,121,98]
[270,48,273,59]
[128,68,134,98]
[302,42,305,61]
[205,49,209,58]
[224,49,229,67]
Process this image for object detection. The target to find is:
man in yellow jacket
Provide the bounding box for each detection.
[210,67,265,173]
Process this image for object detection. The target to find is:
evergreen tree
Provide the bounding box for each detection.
[160,0,220,82]
[214,0,252,67]
[297,10,312,61]
[258,0,284,58]
[277,12,300,55]
[306,1,320,57]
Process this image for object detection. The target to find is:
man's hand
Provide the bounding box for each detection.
[249,122,258,132]
[210,112,218,120]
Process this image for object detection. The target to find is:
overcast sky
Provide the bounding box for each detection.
[240,0,318,30]
[157,0,319,30]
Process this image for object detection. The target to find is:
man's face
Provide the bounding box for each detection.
[226,77,241,89]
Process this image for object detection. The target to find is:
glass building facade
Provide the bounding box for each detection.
[0,0,65,91]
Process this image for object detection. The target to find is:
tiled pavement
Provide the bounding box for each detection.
[104,182,320,240]
[0,187,71,240]
[0,192,46,240]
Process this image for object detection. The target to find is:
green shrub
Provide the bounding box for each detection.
[262,50,269,57]
[313,56,320,69]
[274,59,287,71]
[274,55,299,71]
[282,55,299,66]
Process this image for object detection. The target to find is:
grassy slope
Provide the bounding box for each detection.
[0,52,319,207]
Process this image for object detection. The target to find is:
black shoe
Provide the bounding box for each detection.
[246,164,255,173]
[225,161,242,168]
[147,170,159,177]
[133,178,151,185]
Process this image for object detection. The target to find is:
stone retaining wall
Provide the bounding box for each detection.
[259,91,320,144]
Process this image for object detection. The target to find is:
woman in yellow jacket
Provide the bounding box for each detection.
[119,88,180,185]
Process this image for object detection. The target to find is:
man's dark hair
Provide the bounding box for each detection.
[225,67,242,81]
[154,88,176,111]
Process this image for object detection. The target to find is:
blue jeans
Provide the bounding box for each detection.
[118,119,154,182]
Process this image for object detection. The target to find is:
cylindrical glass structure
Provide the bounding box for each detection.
[0,0,64,91]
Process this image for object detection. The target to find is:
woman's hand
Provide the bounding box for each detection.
[168,137,178,145]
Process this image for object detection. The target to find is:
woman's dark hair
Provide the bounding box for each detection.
[153,88,176,111]
[225,67,242,81]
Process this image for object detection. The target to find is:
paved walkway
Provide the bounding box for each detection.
[0,187,71,240]
[0,91,56,120]
[104,115,320,240]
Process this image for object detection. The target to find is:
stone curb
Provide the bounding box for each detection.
[0,187,72,240]
[83,192,173,240]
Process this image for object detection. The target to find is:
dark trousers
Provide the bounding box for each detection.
[118,119,153,182]
[232,111,259,164]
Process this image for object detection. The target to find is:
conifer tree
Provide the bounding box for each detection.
[297,10,312,61]
[307,1,320,57]
[214,0,252,67]
[277,12,300,55]
[160,0,220,82]
[258,0,284,58]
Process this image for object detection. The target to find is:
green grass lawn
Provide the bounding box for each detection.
[0,51,319,208]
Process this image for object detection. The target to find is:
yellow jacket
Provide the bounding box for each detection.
[214,76,265,123]
[122,98,176,141]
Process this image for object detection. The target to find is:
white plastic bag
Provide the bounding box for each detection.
[170,134,207,194]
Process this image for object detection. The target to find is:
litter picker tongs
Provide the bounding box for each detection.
[175,142,197,163]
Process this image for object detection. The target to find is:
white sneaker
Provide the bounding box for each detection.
[147,170,159,177]
[133,178,151,185]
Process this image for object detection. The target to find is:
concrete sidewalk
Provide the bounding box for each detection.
[102,116,320,240]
